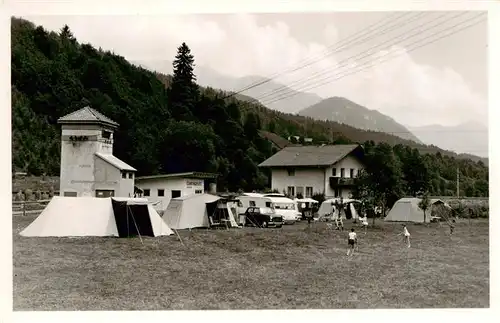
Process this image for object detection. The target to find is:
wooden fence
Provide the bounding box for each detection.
[12,199,51,216]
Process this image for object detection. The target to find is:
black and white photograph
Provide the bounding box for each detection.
[1,0,497,320]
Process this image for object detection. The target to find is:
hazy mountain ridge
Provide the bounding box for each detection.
[408,121,488,158]
[132,60,323,113]
[298,97,422,143]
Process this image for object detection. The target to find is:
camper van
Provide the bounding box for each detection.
[261,194,301,224]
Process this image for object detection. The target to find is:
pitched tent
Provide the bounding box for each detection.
[384,197,452,223]
[163,193,239,229]
[19,196,173,237]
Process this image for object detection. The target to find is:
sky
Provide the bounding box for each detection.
[21,11,488,128]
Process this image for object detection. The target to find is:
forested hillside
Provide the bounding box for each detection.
[11,17,489,197]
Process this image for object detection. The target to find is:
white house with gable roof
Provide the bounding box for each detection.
[258,144,365,199]
[57,106,136,198]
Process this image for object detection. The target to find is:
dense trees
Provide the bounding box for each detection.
[352,142,489,215]
[11,17,489,197]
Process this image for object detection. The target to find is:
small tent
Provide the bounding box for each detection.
[20,196,173,237]
[163,193,239,229]
[384,197,452,223]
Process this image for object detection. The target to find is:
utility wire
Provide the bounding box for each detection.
[259,12,485,106]
[255,11,474,104]
[220,11,414,98]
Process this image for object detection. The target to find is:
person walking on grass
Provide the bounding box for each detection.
[397,224,411,248]
[346,228,357,256]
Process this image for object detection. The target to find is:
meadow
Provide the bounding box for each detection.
[13,215,489,310]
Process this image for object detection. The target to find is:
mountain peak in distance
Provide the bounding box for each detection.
[298,96,422,143]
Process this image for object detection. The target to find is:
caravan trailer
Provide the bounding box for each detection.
[235,194,273,215]
[262,193,301,224]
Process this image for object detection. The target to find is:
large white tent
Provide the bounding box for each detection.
[384,197,452,223]
[163,193,239,229]
[20,196,173,237]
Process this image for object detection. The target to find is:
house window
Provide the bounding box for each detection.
[305,187,313,198]
[172,190,181,198]
[340,168,345,178]
[287,169,295,176]
[249,201,256,207]
[296,186,304,197]
[128,172,133,179]
[158,189,165,197]
[63,191,77,197]
[121,172,126,179]
[350,168,354,178]
[287,186,295,197]
[143,189,150,197]
[195,189,202,194]
[332,168,337,176]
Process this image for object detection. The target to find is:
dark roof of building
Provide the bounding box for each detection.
[258,130,294,149]
[258,144,363,167]
[135,172,219,181]
[57,106,119,128]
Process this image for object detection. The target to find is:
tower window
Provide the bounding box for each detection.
[102,130,112,139]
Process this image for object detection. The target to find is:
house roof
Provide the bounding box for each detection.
[135,172,219,181]
[258,144,362,167]
[58,106,119,128]
[95,152,137,171]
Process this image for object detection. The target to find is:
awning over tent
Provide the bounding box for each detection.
[318,198,360,217]
[295,198,319,204]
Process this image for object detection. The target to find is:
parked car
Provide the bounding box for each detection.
[244,207,283,228]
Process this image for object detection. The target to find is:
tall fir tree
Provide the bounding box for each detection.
[168,42,199,120]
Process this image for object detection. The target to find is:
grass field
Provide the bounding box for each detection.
[13,215,489,310]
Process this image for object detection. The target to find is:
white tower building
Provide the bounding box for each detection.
[57,106,136,198]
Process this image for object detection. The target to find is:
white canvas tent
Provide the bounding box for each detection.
[20,196,173,237]
[163,193,239,229]
[385,197,452,223]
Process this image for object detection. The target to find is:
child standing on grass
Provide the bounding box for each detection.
[398,224,411,248]
[346,228,357,256]
[360,211,369,234]
[449,219,456,235]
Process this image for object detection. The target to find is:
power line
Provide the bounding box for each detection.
[255,11,473,104]
[221,11,415,98]
[259,12,485,106]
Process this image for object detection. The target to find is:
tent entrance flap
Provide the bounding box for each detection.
[111,200,155,237]
[206,200,236,228]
